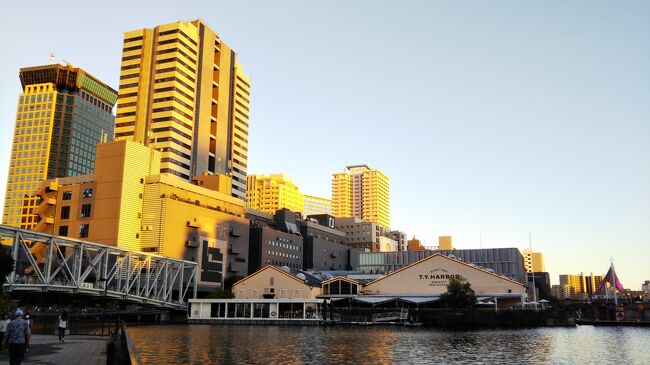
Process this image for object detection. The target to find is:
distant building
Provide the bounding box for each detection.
[407,236,426,251]
[522,249,545,272]
[331,165,390,228]
[643,280,650,297]
[247,208,303,273]
[551,284,570,300]
[387,231,407,252]
[34,140,249,290]
[378,236,398,252]
[334,216,387,252]
[246,174,304,215]
[302,195,332,217]
[527,272,552,300]
[354,248,527,283]
[298,215,349,271]
[558,272,605,300]
[3,64,117,229]
[438,236,453,250]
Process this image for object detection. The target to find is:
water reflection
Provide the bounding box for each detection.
[129,325,650,364]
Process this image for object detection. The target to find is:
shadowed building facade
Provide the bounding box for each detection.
[115,19,250,200]
[3,64,116,229]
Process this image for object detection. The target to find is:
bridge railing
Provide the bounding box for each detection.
[1,225,197,310]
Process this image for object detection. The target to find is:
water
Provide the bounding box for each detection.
[129,324,650,364]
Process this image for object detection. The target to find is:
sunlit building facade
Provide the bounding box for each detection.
[522,249,545,273]
[302,194,331,217]
[2,64,116,229]
[34,140,249,289]
[331,165,389,228]
[114,19,250,200]
[246,174,304,215]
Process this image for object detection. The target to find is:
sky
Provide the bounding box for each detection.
[0,1,648,287]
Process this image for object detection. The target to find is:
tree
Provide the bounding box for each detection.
[0,244,14,293]
[440,276,476,308]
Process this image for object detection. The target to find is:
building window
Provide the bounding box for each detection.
[82,188,93,198]
[58,226,68,236]
[80,204,91,218]
[60,206,70,220]
[62,191,72,200]
[79,224,89,238]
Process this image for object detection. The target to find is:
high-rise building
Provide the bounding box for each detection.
[522,249,545,272]
[114,20,250,200]
[331,165,390,228]
[302,194,332,217]
[246,174,304,215]
[3,64,117,229]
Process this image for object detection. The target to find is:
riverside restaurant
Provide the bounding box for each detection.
[188,254,527,324]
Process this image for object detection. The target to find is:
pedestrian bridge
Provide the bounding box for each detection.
[1,225,197,311]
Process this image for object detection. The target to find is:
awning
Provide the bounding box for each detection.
[353,297,396,305]
[399,297,439,304]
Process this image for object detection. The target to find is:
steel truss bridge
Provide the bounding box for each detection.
[1,225,197,311]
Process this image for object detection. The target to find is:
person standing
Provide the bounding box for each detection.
[0,313,10,351]
[4,309,31,365]
[58,311,68,342]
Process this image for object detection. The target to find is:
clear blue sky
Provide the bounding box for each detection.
[1,1,648,287]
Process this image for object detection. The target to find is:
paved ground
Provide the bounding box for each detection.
[0,334,108,365]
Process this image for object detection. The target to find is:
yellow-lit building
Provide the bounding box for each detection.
[438,236,454,250]
[3,64,117,229]
[246,174,304,215]
[331,165,390,228]
[522,249,545,272]
[302,194,332,217]
[115,19,250,201]
[34,140,250,289]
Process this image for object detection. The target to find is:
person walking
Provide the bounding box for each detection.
[58,311,68,342]
[4,309,31,365]
[0,313,10,352]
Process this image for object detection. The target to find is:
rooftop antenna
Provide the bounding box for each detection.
[63,59,75,67]
[49,51,55,64]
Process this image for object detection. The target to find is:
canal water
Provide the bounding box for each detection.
[129,324,650,364]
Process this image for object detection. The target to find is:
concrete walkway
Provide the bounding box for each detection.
[0,334,108,365]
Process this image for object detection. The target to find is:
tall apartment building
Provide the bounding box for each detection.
[34,140,249,289]
[302,194,332,217]
[3,64,117,229]
[114,20,250,200]
[522,249,545,272]
[246,174,304,215]
[331,165,390,228]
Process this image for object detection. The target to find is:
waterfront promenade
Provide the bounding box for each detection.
[0,334,107,365]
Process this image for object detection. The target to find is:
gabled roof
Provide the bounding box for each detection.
[320,276,362,286]
[233,265,320,287]
[365,253,524,287]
